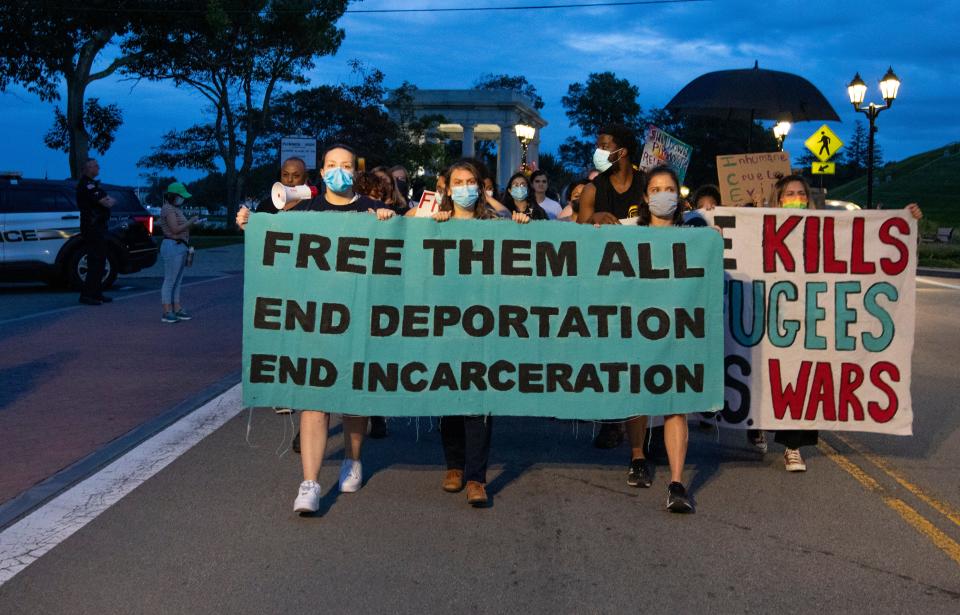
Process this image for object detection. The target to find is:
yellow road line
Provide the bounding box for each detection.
[833,433,960,529]
[817,441,881,491]
[817,441,960,567]
[884,498,960,565]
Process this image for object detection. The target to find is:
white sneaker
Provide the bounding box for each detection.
[784,448,807,472]
[339,459,363,493]
[293,480,321,512]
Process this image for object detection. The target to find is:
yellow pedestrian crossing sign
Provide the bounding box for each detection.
[811,162,836,175]
[805,124,843,162]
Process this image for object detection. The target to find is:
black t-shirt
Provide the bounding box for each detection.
[76,175,110,234]
[259,193,386,214]
[592,169,646,219]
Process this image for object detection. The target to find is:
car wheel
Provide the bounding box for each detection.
[67,247,118,290]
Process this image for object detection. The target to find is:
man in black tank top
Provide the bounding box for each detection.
[577,124,643,450]
[577,124,645,224]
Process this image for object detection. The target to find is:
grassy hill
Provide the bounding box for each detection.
[829,142,960,228]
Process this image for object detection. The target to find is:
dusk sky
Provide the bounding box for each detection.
[1,0,957,186]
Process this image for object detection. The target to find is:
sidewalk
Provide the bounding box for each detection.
[125,242,245,279]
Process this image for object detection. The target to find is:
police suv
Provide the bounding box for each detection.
[0,172,158,289]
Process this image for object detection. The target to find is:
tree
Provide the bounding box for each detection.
[535,152,576,194]
[44,98,122,156]
[557,137,595,175]
[0,2,149,176]
[842,120,883,175]
[127,0,349,220]
[562,72,644,137]
[473,73,544,110]
[260,66,445,181]
[139,173,179,207]
[558,72,644,172]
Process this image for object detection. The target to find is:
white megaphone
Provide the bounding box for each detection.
[271,182,319,209]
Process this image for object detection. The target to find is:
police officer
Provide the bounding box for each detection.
[76,158,116,305]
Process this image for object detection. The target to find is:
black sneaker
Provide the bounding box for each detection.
[369,416,388,439]
[96,295,113,303]
[292,431,301,454]
[666,482,694,514]
[592,422,623,449]
[78,296,101,306]
[626,458,652,488]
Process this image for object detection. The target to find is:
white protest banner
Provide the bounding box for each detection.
[414,190,440,218]
[280,136,317,170]
[639,125,693,183]
[716,151,791,207]
[704,208,916,435]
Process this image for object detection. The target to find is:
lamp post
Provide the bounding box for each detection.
[772,120,792,151]
[847,67,900,208]
[515,123,535,170]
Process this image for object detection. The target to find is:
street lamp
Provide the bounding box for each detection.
[772,120,792,151]
[515,123,535,168]
[847,67,900,208]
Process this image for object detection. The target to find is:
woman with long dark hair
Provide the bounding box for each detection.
[432,160,530,507]
[501,172,549,220]
[623,165,698,513]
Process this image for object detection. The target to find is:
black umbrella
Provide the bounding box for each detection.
[666,62,840,123]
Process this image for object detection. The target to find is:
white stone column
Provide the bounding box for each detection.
[461,124,475,158]
[498,124,517,188]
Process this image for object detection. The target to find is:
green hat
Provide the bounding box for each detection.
[165,182,192,199]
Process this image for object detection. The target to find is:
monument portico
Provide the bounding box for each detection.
[388,89,547,189]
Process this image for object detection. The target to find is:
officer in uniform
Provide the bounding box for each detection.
[76,158,116,305]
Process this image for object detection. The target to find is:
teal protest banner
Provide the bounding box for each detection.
[242,212,725,418]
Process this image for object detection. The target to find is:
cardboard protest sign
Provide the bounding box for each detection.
[280,136,317,170]
[639,125,693,183]
[704,208,916,435]
[716,152,791,207]
[242,214,725,418]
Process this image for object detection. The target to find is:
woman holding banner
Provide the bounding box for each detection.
[748,175,923,472]
[432,160,530,508]
[623,165,698,513]
[237,145,396,514]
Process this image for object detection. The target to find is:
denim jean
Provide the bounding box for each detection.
[160,239,188,305]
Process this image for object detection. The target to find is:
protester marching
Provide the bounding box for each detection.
[231,118,924,520]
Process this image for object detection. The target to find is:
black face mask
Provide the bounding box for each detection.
[396,180,409,197]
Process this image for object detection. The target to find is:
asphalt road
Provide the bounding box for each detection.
[0,246,243,505]
[0,270,958,614]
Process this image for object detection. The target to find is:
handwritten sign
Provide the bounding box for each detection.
[716,151,792,207]
[639,125,693,184]
[704,208,915,435]
[280,136,317,170]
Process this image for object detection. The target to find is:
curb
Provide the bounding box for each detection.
[917,267,960,279]
[0,371,241,531]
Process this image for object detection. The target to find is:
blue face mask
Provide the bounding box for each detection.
[648,191,678,218]
[323,167,353,193]
[509,186,528,201]
[451,185,479,209]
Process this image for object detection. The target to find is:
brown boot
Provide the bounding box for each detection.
[466,481,488,507]
[442,469,464,492]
